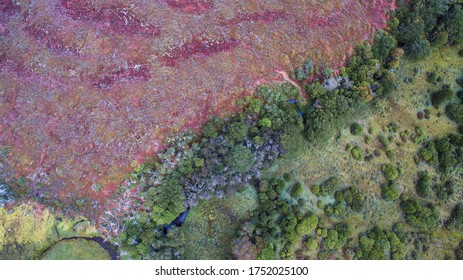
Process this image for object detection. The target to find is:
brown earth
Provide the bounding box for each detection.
[0,0,395,221]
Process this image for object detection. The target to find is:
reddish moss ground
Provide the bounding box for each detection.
[0,0,395,221]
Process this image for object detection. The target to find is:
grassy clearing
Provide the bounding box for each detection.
[179,187,257,259]
[41,239,109,260]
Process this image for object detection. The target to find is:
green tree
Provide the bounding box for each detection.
[350,123,364,135]
[416,171,432,198]
[228,121,248,142]
[445,4,463,45]
[446,103,463,124]
[381,182,401,201]
[431,89,454,107]
[225,146,255,173]
[296,213,318,236]
[381,164,399,181]
[407,39,432,60]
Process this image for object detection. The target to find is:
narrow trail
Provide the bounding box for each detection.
[275,70,309,99]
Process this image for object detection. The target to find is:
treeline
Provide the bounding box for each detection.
[393,0,463,60]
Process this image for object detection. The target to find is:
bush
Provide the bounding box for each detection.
[351,123,364,135]
[318,177,341,196]
[225,146,255,173]
[351,146,364,161]
[446,103,463,124]
[304,85,366,143]
[456,241,463,260]
[295,66,307,81]
[0,183,15,207]
[355,227,390,260]
[381,182,401,201]
[291,182,304,197]
[416,171,432,198]
[426,72,439,83]
[334,187,366,212]
[201,121,218,139]
[431,89,454,107]
[433,180,456,201]
[449,204,463,229]
[324,229,340,250]
[306,238,318,251]
[372,30,398,67]
[434,137,460,173]
[296,213,319,236]
[418,141,439,165]
[381,164,399,181]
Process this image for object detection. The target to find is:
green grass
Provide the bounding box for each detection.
[179,187,257,259]
[41,239,109,260]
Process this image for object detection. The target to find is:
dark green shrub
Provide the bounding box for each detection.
[426,72,438,83]
[381,164,399,181]
[434,137,460,173]
[433,180,456,201]
[372,30,398,67]
[446,103,463,124]
[456,77,463,88]
[318,177,341,196]
[400,199,440,230]
[407,39,432,60]
[225,146,255,173]
[351,146,364,161]
[381,182,401,201]
[351,123,364,135]
[418,141,439,165]
[334,187,366,212]
[416,171,432,198]
[228,121,248,142]
[291,182,304,197]
[431,89,454,107]
[201,121,218,139]
[445,4,463,45]
[449,204,463,229]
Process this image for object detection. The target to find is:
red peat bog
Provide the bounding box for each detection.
[0,0,395,221]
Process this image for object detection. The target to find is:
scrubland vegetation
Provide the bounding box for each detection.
[1,0,463,259]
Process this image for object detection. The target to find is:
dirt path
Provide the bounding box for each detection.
[275,70,309,99]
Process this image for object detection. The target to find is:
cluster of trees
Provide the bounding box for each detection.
[446,103,463,124]
[400,199,440,230]
[312,177,365,218]
[416,171,432,198]
[415,134,462,202]
[431,88,454,107]
[355,226,408,260]
[311,177,341,196]
[323,186,366,218]
[392,0,463,60]
[449,203,463,229]
[320,223,354,251]
[231,177,318,260]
